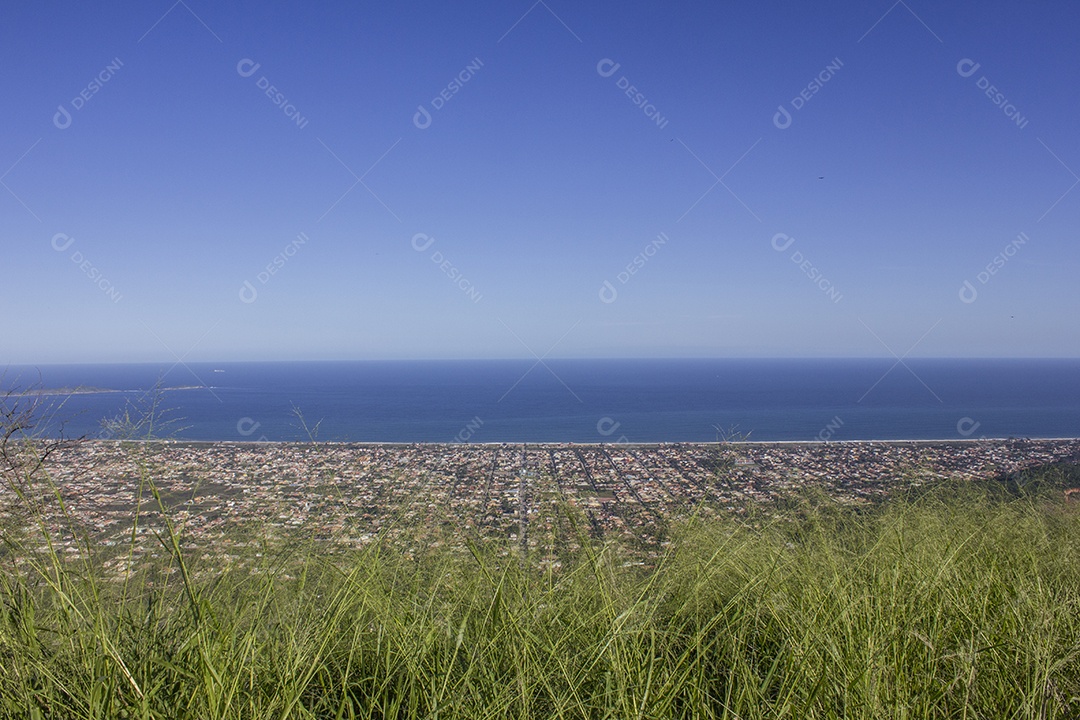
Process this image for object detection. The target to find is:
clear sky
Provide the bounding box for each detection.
[3,0,1078,363]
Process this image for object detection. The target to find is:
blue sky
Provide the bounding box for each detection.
[3,0,1078,363]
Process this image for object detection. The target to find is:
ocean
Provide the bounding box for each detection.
[2,359,1077,443]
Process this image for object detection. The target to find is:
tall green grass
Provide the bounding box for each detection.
[1,440,1079,718]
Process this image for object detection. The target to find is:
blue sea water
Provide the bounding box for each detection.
[2,359,1077,443]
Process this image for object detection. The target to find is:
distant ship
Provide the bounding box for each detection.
[213,369,225,373]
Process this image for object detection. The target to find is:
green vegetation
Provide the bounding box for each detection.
[2,433,1080,718]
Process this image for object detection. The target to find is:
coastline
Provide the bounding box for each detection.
[81,437,1080,448]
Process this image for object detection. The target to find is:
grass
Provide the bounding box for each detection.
[1,438,1080,718]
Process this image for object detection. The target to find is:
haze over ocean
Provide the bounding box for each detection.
[4,359,1077,443]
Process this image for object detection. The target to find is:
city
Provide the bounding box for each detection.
[6,438,1078,575]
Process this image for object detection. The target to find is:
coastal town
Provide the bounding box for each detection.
[3,439,1078,573]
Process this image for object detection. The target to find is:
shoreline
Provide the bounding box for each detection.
[68,437,1080,448]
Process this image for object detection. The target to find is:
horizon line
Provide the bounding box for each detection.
[5,356,1080,368]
